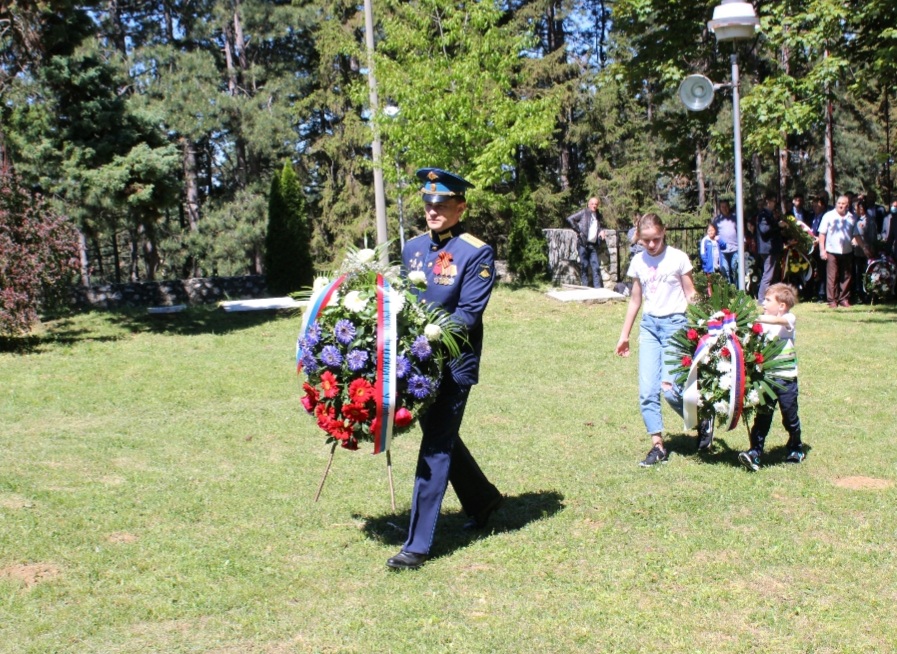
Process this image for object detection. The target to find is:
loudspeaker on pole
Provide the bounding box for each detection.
[678,75,715,111]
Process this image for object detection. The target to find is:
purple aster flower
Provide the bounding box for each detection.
[299,350,318,373]
[395,355,411,379]
[346,349,370,372]
[407,374,433,399]
[334,319,357,345]
[304,322,322,347]
[410,335,432,361]
[320,344,343,367]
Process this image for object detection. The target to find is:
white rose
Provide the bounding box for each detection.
[408,270,427,287]
[355,248,376,264]
[424,323,442,341]
[343,290,368,313]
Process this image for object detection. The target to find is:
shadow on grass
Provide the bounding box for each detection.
[106,305,289,336]
[1,306,291,354]
[666,431,813,469]
[355,489,565,559]
[0,320,126,354]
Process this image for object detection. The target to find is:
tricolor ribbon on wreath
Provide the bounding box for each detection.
[296,273,399,454]
[682,313,747,432]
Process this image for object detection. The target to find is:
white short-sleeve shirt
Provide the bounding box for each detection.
[818,209,860,254]
[627,246,693,317]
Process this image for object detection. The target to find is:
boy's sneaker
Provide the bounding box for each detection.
[738,449,761,471]
[785,449,806,464]
[639,445,669,467]
[697,419,714,451]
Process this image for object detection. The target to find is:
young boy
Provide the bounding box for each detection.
[738,283,805,470]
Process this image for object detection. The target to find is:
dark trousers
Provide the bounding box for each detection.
[757,252,780,300]
[577,242,603,288]
[403,378,500,555]
[749,377,801,454]
[825,252,852,305]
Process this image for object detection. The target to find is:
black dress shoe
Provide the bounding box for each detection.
[462,494,504,531]
[386,550,428,570]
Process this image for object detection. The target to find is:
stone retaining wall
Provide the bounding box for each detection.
[543,228,620,287]
[70,275,268,310]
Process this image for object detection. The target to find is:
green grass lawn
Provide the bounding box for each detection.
[2,288,896,653]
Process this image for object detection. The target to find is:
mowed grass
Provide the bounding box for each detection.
[1,288,896,653]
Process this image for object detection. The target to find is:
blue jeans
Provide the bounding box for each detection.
[577,243,602,287]
[719,250,738,285]
[638,313,687,435]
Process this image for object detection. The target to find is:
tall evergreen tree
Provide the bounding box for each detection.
[265,162,313,295]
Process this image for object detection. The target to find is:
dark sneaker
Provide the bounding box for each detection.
[697,419,714,451]
[785,449,806,464]
[639,445,669,467]
[738,449,761,471]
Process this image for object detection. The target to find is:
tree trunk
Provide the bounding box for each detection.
[77,228,91,287]
[181,136,201,277]
[824,96,835,201]
[140,221,160,281]
[695,143,706,207]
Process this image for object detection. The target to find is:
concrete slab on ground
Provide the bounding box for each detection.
[219,297,307,312]
[546,286,626,303]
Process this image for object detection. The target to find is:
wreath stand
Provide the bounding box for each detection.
[314,443,397,512]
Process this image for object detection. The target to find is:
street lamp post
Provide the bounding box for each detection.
[363,0,389,265]
[707,0,759,291]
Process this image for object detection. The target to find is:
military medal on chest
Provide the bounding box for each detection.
[432,251,457,286]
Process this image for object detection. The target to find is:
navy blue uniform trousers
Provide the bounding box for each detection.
[403,377,500,555]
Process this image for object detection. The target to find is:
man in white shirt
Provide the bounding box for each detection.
[817,195,872,308]
[566,197,607,288]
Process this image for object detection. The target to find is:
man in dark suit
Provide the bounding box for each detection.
[565,196,606,288]
[387,168,503,571]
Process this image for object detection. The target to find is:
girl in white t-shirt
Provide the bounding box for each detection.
[615,213,698,466]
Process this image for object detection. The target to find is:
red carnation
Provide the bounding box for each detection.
[348,378,375,404]
[341,437,359,451]
[721,308,733,316]
[721,347,731,358]
[301,396,315,413]
[754,353,765,364]
[751,322,764,334]
[681,355,693,367]
[394,407,413,428]
[320,371,339,399]
[687,328,699,341]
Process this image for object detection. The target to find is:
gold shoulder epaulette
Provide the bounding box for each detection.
[460,233,486,249]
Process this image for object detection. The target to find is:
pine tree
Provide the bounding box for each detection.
[265,163,313,295]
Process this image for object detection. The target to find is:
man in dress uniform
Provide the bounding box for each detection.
[386,168,503,571]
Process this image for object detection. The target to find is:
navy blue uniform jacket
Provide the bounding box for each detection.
[402,225,495,387]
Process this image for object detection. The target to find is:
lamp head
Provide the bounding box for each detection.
[708,0,759,42]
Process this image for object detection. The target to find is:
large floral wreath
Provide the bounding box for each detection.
[667,280,796,432]
[296,247,463,453]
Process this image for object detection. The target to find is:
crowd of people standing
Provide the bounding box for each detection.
[709,191,897,305]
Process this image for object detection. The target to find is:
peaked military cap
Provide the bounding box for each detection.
[416,168,475,203]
